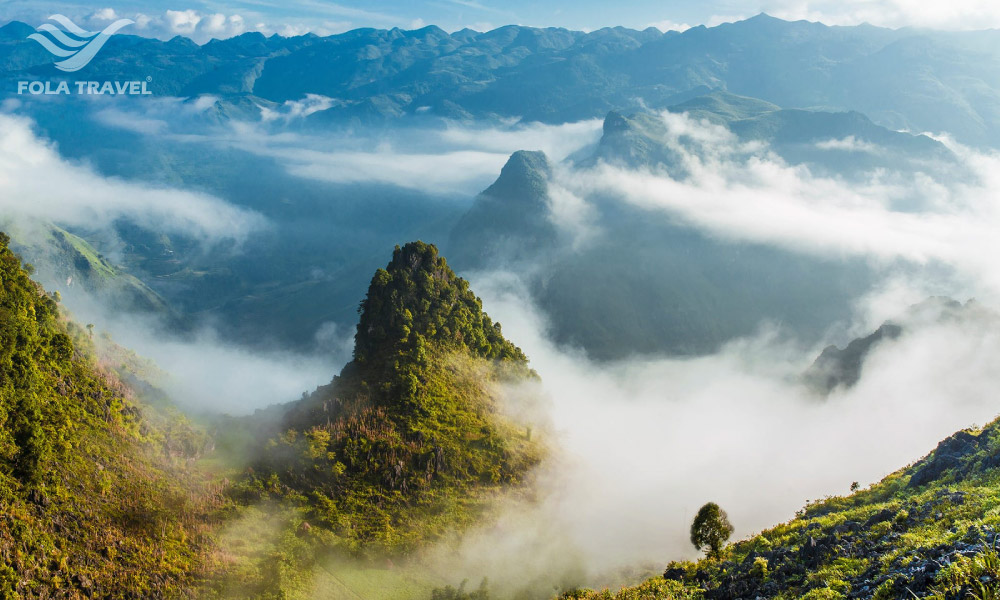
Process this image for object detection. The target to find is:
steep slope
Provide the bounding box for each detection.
[0,232,217,598]
[448,131,873,360]
[565,416,1000,599]
[2,220,178,319]
[237,241,542,556]
[448,150,557,269]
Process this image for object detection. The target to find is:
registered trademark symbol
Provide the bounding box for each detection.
[146,76,152,82]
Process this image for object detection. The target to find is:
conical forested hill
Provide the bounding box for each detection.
[240,241,542,555]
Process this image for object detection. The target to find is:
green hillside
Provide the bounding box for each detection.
[0,232,219,599]
[2,220,177,318]
[563,421,1000,600]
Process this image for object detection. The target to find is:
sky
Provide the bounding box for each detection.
[1,0,999,43]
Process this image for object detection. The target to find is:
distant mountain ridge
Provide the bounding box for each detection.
[2,15,1000,146]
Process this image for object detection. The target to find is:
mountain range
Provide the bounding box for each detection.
[2,14,1000,147]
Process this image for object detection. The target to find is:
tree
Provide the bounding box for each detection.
[690,502,734,559]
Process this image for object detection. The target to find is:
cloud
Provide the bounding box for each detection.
[814,135,879,153]
[761,0,1000,30]
[258,94,336,123]
[421,270,1000,594]
[212,116,602,195]
[557,112,1000,301]
[646,19,692,32]
[0,113,264,242]
[273,119,600,194]
[75,8,354,43]
[105,316,340,415]
[89,7,119,22]
[81,94,602,195]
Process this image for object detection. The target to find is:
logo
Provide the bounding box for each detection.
[28,14,134,72]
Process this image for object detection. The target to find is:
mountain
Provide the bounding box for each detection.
[2,220,179,321]
[234,241,542,557]
[0,232,215,598]
[565,415,1000,599]
[446,97,888,359]
[806,322,903,393]
[805,297,984,394]
[448,150,557,268]
[594,91,957,177]
[4,15,1000,146]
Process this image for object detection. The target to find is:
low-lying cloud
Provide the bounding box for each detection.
[0,113,265,243]
[85,97,603,195]
[425,271,1000,595]
[557,112,1000,302]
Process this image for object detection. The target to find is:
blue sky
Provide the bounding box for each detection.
[1,0,997,42]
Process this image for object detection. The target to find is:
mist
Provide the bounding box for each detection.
[77,94,604,195]
[0,112,265,243]
[415,271,1000,596]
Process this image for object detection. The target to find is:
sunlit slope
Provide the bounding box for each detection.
[565,417,1000,599]
[0,232,218,598]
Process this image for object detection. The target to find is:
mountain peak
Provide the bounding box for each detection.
[482,150,551,201]
[353,241,527,373]
[603,110,631,135]
[0,20,34,39]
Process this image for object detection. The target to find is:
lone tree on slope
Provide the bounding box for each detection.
[690,502,734,559]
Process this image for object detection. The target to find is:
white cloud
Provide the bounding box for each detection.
[646,19,692,32]
[89,7,119,22]
[815,135,880,153]
[0,114,264,242]
[213,117,603,195]
[259,94,336,123]
[163,9,202,35]
[762,0,1000,30]
[561,112,1000,301]
[420,270,1000,593]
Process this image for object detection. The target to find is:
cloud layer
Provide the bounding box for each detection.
[762,0,1000,30]
[0,112,264,242]
[425,271,1000,594]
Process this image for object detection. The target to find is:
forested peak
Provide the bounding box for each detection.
[352,241,527,370]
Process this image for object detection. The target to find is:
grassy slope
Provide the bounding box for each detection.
[563,420,1000,600]
[0,232,225,599]
[2,220,176,317]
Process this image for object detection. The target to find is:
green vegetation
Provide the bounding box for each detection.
[0,231,222,598]
[690,503,734,560]
[230,241,542,561]
[564,420,1000,599]
[0,235,542,598]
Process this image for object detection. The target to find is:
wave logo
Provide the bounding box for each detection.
[28,14,134,72]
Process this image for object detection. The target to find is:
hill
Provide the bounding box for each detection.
[0,231,218,598]
[233,241,543,558]
[562,418,1000,599]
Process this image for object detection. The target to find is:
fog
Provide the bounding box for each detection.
[0,112,265,243]
[0,110,343,415]
[7,93,1000,596]
[405,112,1000,594]
[82,94,604,195]
[560,113,1000,291]
[419,272,1000,595]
